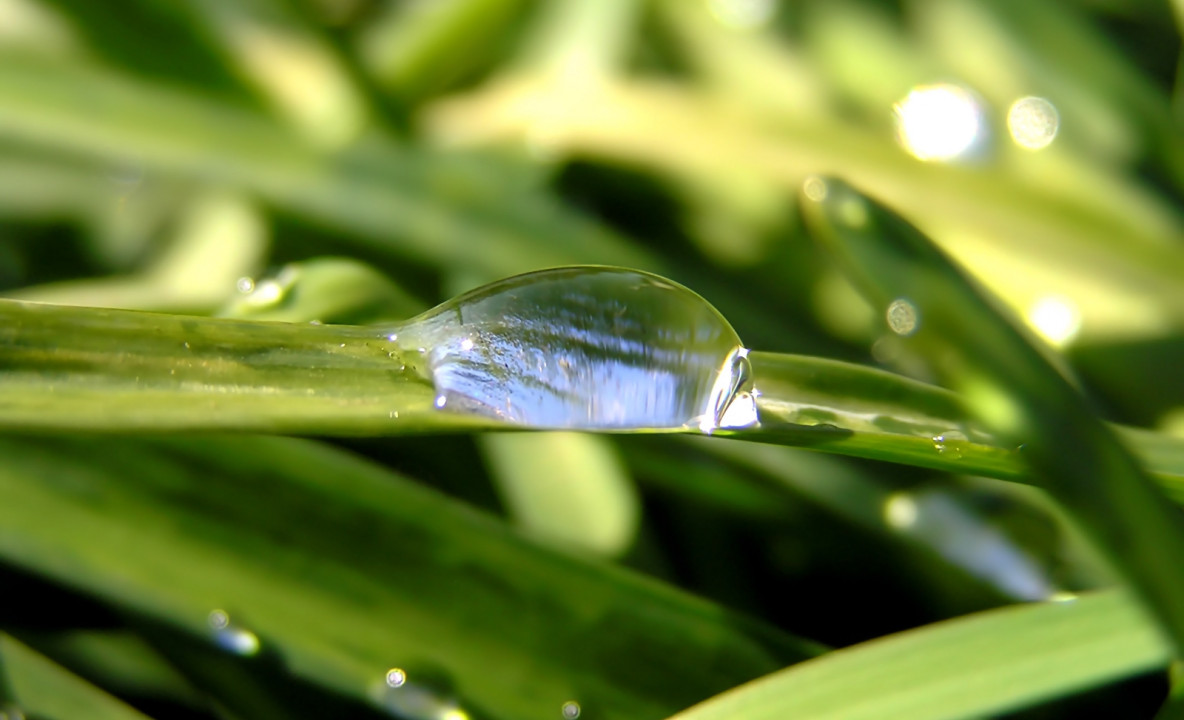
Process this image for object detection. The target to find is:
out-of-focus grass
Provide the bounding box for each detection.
[2,1,1184,718]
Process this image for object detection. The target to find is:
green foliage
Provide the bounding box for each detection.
[2,1,1184,718]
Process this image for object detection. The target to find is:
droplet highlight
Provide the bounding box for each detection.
[208,609,261,656]
[1026,295,1080,347]
[932,430,968,459]
[561,700,582,719]
[894,84,983,162]
[387,267,759,432]
[886,299,919,336]
[1007,96,1059,151]
[386,668,407,688]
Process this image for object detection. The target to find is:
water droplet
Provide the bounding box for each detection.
[1007,96,1059,151]
[208,609,260,656]
[894,84,984,162]
[390,410,400,419]
[245,279,285,307]
[932,430,967,459]
[386,668,407,688]
[561,700,582,719]
[387,332,399,342]
[886,299,919,336]
[387,267,758,432]
[182,342,191,350]
[236,276,256,294]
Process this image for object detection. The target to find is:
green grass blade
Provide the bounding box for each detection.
[6,296,1184,500]
[669,591,1168,720]
[799,176,1184,655]
[0,299,469,434]
[1,634,156,720]
[0,52,654,277]
[0,434,821,719]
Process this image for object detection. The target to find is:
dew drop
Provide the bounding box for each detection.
[236,276,255,294]
[386,668,407,688]
[387,267,759,432]
[562,700,582,719]
[208,609,261,656]
[932,430,967,459]
[1007,96,1059,151]
[886,299,919,336]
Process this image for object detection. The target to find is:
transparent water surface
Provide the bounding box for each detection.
[387,267,758,432]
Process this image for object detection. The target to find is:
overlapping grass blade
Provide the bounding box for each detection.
[0,434,821,719]
[799,176,1184,653]
[669,591,1168,720]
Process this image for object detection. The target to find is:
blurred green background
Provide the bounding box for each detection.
[2,0,1184,718]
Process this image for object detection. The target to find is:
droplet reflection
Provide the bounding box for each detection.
[386,668,407,688]
[894,84,983,162]
[562,700,582,719]
[1007,96,1059,151]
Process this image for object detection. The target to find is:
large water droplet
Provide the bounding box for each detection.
[387,267,758,432]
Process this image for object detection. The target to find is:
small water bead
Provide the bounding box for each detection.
[886,298,919,336]
[562,701,582,719]
[1007,96,1059,151]
[386,668,407,688]
[932,429,968,459]
[208,609,261,656]
[386,267,759,432]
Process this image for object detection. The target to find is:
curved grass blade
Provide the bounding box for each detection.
[669,591,1168,720]
[799,176,1184,655]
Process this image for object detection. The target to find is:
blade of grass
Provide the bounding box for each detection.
[799,176,1184,655]
[669,590,1169,720]
[0,434,821,719]
[1,634,156,720]
[0,51,654,277]
[0,299,475,434]
[5,297,1184,501]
